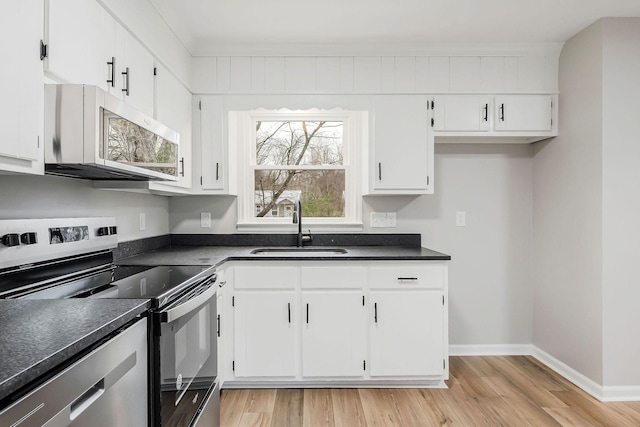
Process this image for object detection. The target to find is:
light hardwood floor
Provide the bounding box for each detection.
[220,356,640,426]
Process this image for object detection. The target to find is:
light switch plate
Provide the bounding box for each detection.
[201,212,212,228]
[456,211,466,227]
[139,213,146,231]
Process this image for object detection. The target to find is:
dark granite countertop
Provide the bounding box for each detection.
[116,245,451,267]
[0,299,150,403]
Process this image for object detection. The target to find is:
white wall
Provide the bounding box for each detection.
[0,175,169,242]
[170,143,534,347]
[533,18,640,391]
[532,20,604,385]
[601,19,640,387]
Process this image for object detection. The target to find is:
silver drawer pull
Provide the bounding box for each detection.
[70,380,105,420]
[397,277,418,281]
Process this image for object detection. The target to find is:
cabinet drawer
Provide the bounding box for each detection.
[301,264,366,289]
[370,264,445,289]
[234,265,298,289]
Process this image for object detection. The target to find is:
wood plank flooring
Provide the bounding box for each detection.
[220,356,640,427]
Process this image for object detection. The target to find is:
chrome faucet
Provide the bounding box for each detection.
[292,200,312,247]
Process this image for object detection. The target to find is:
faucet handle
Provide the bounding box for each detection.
[292,211,298,224]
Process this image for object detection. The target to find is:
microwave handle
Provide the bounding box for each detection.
[160,281,217,323]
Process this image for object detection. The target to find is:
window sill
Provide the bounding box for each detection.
[236,222,364,233]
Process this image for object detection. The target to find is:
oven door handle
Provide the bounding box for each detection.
[160,282,217,323]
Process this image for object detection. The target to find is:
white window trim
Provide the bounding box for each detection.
[232,108,367,232]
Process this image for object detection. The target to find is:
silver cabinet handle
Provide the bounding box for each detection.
[122,67,130,96]
[107,57,116,88]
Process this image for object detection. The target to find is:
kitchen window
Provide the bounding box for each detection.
[233,109,366,231]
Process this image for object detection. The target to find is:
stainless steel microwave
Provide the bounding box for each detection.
[44,84,179,181]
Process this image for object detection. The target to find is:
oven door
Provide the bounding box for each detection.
[156,281,217,426]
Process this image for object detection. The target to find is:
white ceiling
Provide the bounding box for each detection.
[148,0,640,56]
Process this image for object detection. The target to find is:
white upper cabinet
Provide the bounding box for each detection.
[198,95,235,194]
[432,94,557,143]
[0,0,43,174]
[148,64,193,192]
[432,95,491,132]
[494,95,553,132]
[102,16,155,116]
[118,30,154,116]
[370,95,433,194]
[45,0,154,116]
[44,0,105,89]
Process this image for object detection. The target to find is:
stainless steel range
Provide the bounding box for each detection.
[0,217,219,427]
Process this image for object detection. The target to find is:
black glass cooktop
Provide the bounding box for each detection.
[91,265,212,306]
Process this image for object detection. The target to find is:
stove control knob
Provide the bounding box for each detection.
[97,227,110,236]
[20,232,38,245]
[1,233,20,247]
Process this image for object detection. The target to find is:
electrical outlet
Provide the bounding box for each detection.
[201,212,212,228]
[456,211,466,227]
[139,213,146,231]
[387,212,397,227]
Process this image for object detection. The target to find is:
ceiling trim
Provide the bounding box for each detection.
[190,42,564,58]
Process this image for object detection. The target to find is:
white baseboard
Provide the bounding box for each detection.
[531,346,640,402]
[449,344,533,356]
[449,344,640,402]
[601,386,640,402]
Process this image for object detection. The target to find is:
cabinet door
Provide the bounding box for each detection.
[432,95,491,131]
[233,291,297,377]
[0,0,43,170]
[101,10,125,97]
[494,95,552,132]
[121,30,155,117]
[301,292,366,377]
[44,0,105,88]
[151,64,192,189]
[373,95,431,192]
[369,291,444,377]
[199,96,226,191]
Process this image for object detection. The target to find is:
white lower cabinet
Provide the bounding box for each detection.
[233,291,297,378]
[223,260,448,387]
[369,291,445,377]
[301,291,366,378]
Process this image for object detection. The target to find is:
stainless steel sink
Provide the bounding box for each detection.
[250,247,348,256]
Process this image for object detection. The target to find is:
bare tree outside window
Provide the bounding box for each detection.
[106,117,178,176]
[254,121,345,218]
